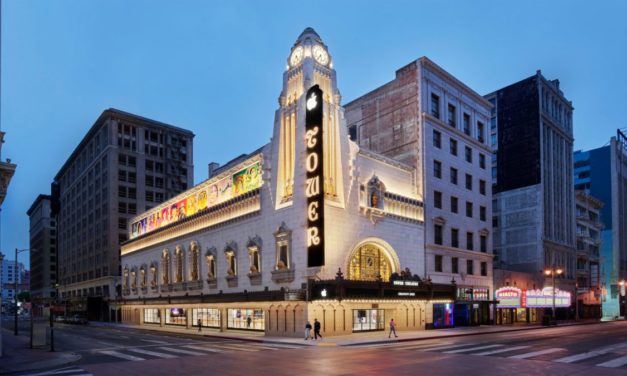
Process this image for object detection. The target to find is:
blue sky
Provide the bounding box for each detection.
[2,0,626,265]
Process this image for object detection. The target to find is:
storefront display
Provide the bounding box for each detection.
[433,303,454,328]
[192,308,221,328]
[165,308,187,326]
[353,309,384,332]
[227,308,264,331]
[144,308,160,324]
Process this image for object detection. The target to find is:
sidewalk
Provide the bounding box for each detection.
[0,328,80,375]
[92,318,607,347]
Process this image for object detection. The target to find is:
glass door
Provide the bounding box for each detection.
[353,309,385,332]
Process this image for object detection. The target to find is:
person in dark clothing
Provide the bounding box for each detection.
[198,318,202,332]
[314,318,322,340]
[305,321,312,340]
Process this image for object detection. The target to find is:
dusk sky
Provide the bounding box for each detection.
[2,0,626,265]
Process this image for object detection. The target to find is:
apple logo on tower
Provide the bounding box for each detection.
[307,92,318,111]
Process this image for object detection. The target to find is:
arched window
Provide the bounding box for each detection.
[162,249,170,285]
[225,242,237,277]
[274,222,292,270]
[367,176,385,210]
[247,236,262,274]
[130,268,137,289]
[175,245,184,283]
[206,247,217,281]
[123,266,129,288]
[348,244,393,281]
[140,265,147,288]
[189,241,200,281]
[150,262,158,287]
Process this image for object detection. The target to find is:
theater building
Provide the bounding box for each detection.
[116,28,456,336]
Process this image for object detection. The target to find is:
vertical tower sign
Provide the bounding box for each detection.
[305,85,325,267]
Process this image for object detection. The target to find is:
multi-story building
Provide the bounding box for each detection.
[115,28,462,336]
[574,130,627,319]
[344,57,494,326]
[1,261,26,305]
[27,194,58,306]
[486,71,576,312]
[54,108,194,320]
[574,190,603,318]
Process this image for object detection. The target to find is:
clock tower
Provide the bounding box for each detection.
[273,27,346,210]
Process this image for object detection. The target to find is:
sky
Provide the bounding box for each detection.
[2,0,626,266]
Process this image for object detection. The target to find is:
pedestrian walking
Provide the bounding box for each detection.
[314,318,322,340]
[304,321,312,340]
[388,318,398,338]
[198,318,202,332]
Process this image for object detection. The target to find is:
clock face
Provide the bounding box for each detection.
[290,46,304,66]
[312,45,329,65]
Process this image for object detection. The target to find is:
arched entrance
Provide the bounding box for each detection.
[346,239,400,282]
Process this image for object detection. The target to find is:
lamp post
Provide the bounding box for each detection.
[620,280,626,318]
[14,248,30,336]
[544,267,563,321]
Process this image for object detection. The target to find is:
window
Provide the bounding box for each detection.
[480,180,486,195]
[434,224,443,245]
[463,113,471,135]
[348,124,358,141]
[452,257,459,274]
[451,228,459,248]
[450,138,458,156]
[466,232,474,250]
[465,146,472,163]
[448,104,456,127]
[435,255,443,272]
[225,247,237,277]
[227,308,264,331]
[189,241,200,281]
[480,206,487,221]
[479,153,486,169]
[431,94,440,119]
[434,191,443,209]
[274,223,292,271]
[493,216,499,228]
[481,262,487,276]
[480,235,487,253]
[247,239,261,274]
[144,308,160,324]
[451,196,458,213]
[467,260,474,275]
[193,308,221,328]
[466,201,473,218]
[477,121,485,143]
[174,246,184,283]
[450,167,458,185]
[465,174,473,190]
[433,130,442,148]
[434,160,442,179]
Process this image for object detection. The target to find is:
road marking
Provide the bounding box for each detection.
[421,343,479,352]
[474,345,530,356]
[444,344,503,354]
[508,348,563,359]
[214,343,261,352]
[157,347,206,356]
[98,350,145,361]
[183,345,224,353]
[140,339,169,344]
[554,342,627,363]
[127,348,179,358]
[20,367,92,376]
[596,355,627,368]
[393,342,453,351]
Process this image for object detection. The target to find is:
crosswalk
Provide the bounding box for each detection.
[91,341,302,363]
[393,341,627,369]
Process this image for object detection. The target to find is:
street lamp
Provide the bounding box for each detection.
[14,248,31,336]
[620,280,626,318]
[544,267,563,321]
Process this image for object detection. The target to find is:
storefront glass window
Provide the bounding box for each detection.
[352,309,384,332]
[433,303,454,328]
[227,308,264,331]
[192,308,221,328]
[144,308,160,324]
[165,307,187,326]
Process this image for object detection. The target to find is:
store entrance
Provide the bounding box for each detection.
[353,309,385,332]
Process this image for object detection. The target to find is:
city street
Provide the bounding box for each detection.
[2,320,627,375]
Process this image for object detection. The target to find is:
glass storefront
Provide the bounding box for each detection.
[144,308,160,324]
[227,308,264,331]
[433,303,454,328]
[165,307,187,326]
[352,309,384,332]
[192,308,221,328]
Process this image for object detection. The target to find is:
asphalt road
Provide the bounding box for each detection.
[5,320,627,376]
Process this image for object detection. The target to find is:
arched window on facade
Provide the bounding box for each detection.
[140,265,147,288]
[150,262,158,287]
[175,245,184,283]
[247,236,262,274]
[274,222,292,270]
[130,267,137,289]
[189,241,200,281]
[348,244,394,282]
[205,247,217,281]
[123,266,129,288]
[162,249,170,285]
[367,175,385,210]
[225,242,237,277]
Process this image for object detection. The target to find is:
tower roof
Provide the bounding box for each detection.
[296,27,323,44]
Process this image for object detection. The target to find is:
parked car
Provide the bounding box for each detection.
[69,315,88,325]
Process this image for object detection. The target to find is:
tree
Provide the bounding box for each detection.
[17,291,30,303]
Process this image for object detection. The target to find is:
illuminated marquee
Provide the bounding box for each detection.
[129,160,262,239]
[495,286,522,308]
[306,85,325,267]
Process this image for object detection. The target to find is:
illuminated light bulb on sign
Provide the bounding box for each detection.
[307,92,318,111]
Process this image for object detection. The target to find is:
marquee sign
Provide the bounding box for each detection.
[495,286,522,308]
[525,287,571,308]
[306,85,325,267]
